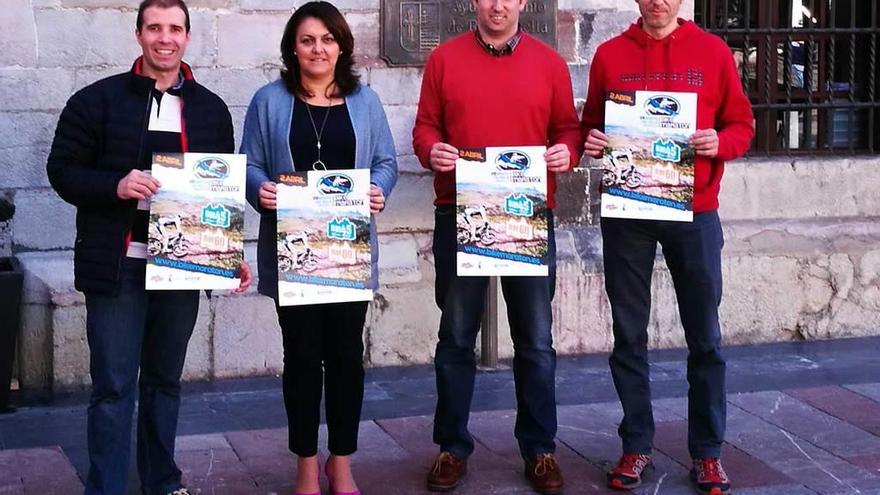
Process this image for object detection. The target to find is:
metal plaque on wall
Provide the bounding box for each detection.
[380,0,557,67]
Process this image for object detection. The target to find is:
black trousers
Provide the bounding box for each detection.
[276,301,369,457]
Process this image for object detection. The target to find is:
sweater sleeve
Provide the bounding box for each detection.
[580,46,607,139]
[714,46,755,161]
[46,91,129,209]
[548,56,584,169]
[412,52,445,169]
[367,91,399,198]
[240,89,273,214]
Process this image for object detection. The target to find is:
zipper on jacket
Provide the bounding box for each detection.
[115,86,153,286]
[136,87,152,171]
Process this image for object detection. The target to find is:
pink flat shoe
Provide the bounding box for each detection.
[325,462,361,495]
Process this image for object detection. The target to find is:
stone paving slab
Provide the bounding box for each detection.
[652,420,792,489]
[846,383,880,403]
[734,484,819,495]
[785,386,880,437]
[0,447,82,494]
[4,398,880,494]
[725,398,880,494]
[375,414,539,494]
[650,396,690,420]
[467,409,609,493]
[0,356,880,495]
[847,454,880,475]
[224,428,295,489]
[730,390,880,457]
[360,413,540,495]
[555,402,696,495]
[177,446,258,493]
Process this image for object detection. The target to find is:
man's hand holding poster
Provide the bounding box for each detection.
[455,146,549,277]
[601,90,697,222]
[146,152,246,290]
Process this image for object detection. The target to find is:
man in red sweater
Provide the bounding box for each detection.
[412,0,581,492]
[581,1,754,494]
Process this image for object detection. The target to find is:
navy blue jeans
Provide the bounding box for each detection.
[83,258,199,495]
[601,211,726,459]
[432,206,557,460]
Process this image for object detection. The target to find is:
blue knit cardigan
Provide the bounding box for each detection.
[240,80,398,298]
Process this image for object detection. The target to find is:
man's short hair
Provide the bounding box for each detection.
[136,0,191,33]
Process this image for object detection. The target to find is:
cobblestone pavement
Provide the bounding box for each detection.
[2,338,880,494]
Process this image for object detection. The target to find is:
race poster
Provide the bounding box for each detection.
[455,146,549,277]
[601,90,697,222]
[146,152,246,290]
[276,169,372,306]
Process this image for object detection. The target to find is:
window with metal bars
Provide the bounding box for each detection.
[694,0,879,155]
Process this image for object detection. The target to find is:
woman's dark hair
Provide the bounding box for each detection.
[280,1,360,98]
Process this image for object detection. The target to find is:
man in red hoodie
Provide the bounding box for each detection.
[412,0,582,493]
[581,1,754,494]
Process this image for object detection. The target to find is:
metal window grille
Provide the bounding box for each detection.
[694,0,880,155]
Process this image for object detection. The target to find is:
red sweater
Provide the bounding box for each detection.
[581,20,754,213]
[413,32,583,208]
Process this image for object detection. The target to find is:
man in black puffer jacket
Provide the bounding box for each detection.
[46,1,248,494]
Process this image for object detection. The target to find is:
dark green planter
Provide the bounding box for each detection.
[0,257,23,413]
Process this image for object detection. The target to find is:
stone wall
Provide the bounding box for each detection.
[4,0,879,391]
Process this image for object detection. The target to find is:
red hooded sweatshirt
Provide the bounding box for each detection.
[581,19,754,213]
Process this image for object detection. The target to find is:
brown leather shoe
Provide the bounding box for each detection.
[427,452,467,492]
[525,453,564,495]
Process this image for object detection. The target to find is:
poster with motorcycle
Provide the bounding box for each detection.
[455,146,549,277]
[275,170,372,306]
[600,90,697,222]
[145,152,246,290]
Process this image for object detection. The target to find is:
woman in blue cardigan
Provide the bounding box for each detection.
[240,3,397,494]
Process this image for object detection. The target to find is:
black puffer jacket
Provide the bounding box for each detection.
[47,59,234,295]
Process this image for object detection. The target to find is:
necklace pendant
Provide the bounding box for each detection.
[312,160,327,171]
[317,141,322,150]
